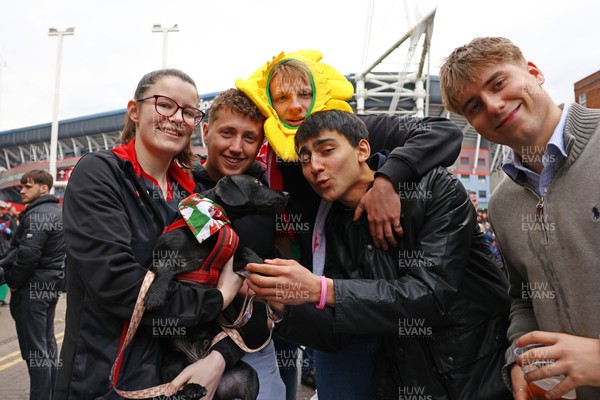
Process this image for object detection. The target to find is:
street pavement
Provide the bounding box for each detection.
[0,293,316,399]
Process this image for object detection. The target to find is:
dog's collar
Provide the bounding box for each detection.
[176,224,238,286]
[163,218,188,233]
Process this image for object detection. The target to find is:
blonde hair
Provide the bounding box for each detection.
[120,69,199,169]
[439,37,526,114]
[267,59,312,103]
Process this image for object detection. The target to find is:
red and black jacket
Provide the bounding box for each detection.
[56,140,243,400]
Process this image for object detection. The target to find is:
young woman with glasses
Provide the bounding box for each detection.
[56,69,244,400]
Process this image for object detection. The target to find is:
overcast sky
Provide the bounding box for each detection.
[0,0,598,131]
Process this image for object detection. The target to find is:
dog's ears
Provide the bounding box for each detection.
[215,176,249,207]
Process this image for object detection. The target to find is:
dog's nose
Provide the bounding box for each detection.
[282,191,290,201]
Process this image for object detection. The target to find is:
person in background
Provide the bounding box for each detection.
[0,202,17,306]
[56,69,244,400]
[0,279,8,306]
[440,36,600,400]
[0,170,65,400]
[467,190,503,270]
[468,190,479,210]
[468,190,487,233]
[0,201,17,255]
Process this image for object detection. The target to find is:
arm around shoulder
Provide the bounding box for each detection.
[360,114,462,185]
[336,170,484,334]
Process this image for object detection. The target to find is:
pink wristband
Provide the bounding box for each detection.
[316,275,327,309]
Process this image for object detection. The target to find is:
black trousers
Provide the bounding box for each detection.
[10,285,59,400]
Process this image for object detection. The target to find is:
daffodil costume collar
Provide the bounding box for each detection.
[235,50,354,161]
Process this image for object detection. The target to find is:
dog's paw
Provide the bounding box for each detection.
[144,268,175,311]
[144,286,166,311]
[233,247,262,272]
[182,383,207,399]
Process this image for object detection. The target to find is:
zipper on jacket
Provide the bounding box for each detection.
[535,196,544,220]
[123,162,167,233]
[510,166,561,246]
[521,186,549,244]
[535,196,549,243]
[510,180,551,245]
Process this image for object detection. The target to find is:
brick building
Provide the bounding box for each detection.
[574,70,600,108]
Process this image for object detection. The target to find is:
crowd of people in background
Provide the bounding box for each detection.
[469,190,504,273]
[0,201,18,305]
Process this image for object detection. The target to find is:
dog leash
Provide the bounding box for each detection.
[110,270,170,399]
[110,268,276,398]
[216,291,278,352]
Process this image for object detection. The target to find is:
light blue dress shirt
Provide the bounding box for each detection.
[502,104,570,196]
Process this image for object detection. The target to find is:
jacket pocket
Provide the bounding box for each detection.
[427,315,510,399]
[428,313,508,372]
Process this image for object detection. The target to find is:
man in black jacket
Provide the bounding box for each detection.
[1,169,65,400]
[247,110,512,400]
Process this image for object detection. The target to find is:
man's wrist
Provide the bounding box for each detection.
[373,174,394,190]
[315,276,327,309]
[268,302,285,320]
[310,274,322,303]
[326,278,335,306]
[314,276,336,308]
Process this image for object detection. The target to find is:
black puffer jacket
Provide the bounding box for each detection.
[278,167,512,400]
[56,140,243,400]
[2,194,65,290]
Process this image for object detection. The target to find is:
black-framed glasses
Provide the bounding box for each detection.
[136,95,205,126]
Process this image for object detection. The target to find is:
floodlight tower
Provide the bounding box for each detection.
[48,27,75,190]
[152,24,179,68]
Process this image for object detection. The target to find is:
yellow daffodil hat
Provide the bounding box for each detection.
[235,50,355,161]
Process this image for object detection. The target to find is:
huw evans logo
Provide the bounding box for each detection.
[398,250,433,269]
[521,282,556,301]
[29,282,61,301]
[275,281,310,301]
[398,386,432,400]
[152,318,186,337]
[29,350,62,369]
[398,182,432,201]
[521,214,555,232]
[398,318,432,337]
[152,250,187,270]
[276,214,310,233]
